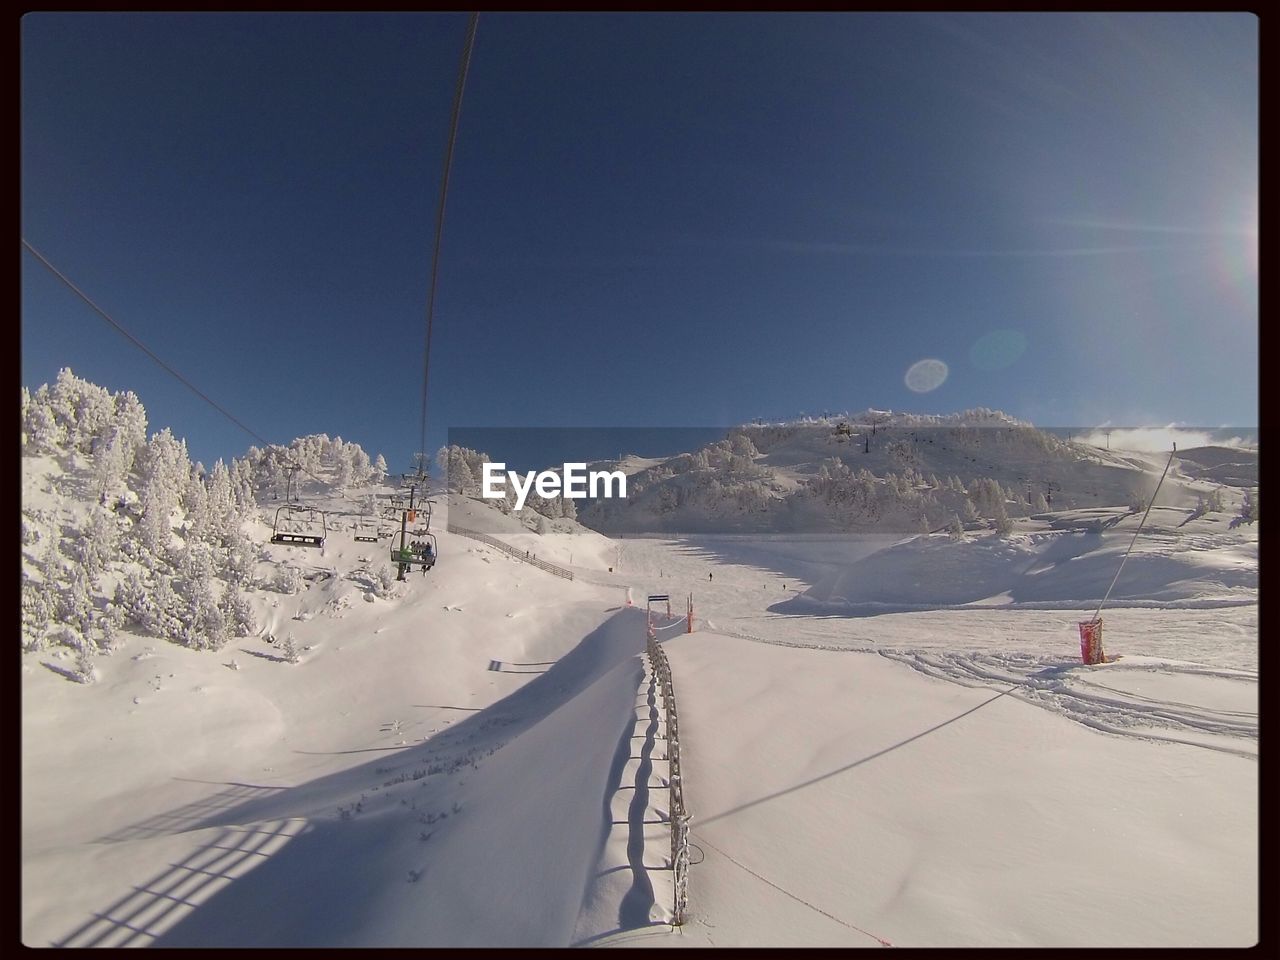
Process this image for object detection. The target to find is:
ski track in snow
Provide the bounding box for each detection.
[708,624,1256,758]
[873,650,1256,757]
[606,519,1257,763]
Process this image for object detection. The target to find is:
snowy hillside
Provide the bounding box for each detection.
[21,374,1257,947]
[793,506,1257,612]
[1170,445,1260,488]
[576,417,1254,535]
[433,412,1257,540]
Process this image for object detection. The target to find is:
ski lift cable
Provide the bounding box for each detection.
[418,11,480,463]
[1091,445,1177,623]
[21,237,329,490]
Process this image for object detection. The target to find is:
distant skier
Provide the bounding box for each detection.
[709,572,713,582]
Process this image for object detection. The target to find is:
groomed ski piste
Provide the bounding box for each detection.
[22,463,1256,947]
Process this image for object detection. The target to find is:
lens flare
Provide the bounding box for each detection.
[969,329,1027,371]
[904,358,948,393]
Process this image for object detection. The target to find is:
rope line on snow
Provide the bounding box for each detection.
[692,832,893,946]
[21,238,329,491]
[419,11,480,461]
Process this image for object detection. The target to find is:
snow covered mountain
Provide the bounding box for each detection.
[435,408,1257,538]
[573,414,1253,535]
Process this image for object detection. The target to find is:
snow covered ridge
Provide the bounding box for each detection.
[438,418,1258,536]
[744,406,1031,430]
[577,426,1256,535]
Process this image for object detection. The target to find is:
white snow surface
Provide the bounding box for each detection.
[22,451,1257,947]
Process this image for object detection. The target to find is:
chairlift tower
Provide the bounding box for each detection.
[283,464,302,503]
[392,472,436,581]
[409,451,431,481]
[269,464,326,548]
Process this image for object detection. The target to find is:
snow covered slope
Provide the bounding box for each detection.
[793,507,1257,612]
[24,502,659,945]
[654,629,1256,947]
[21,381,1258,947]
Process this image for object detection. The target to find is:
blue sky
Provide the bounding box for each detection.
[21,12,1257,473]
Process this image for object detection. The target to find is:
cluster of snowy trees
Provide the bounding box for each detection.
[580,435,781,531]
[21,370,392,672]
[686,434,768,479]
[21,373,267,667]
[437,445,487,497]
[862,406,1030,429]
[631,434,772,488]
[576,429,1047,535]
[1193,486,1227,516]
[729,424,802,454]
[1239,488,1258,523]
[435,445,578,525]
[796,461,1025,535]
[964,477,1015,535]
[22,368,149,489]
[245,435,386,499]
[648,471,776,519]
[801,461,940,530]
[978,424,1071,456]
[1192,485,1260,526]
[500,415,1084,535]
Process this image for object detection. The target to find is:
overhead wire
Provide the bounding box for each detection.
[418,11,480,469]
[25,13,482,496]
[1091,444,1178,622]
[21,237,330,491]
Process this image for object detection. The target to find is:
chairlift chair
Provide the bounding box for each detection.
[271,504,327,548]
[408,499,434,536]
[391,530,437,571]
[353,515,382,543]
